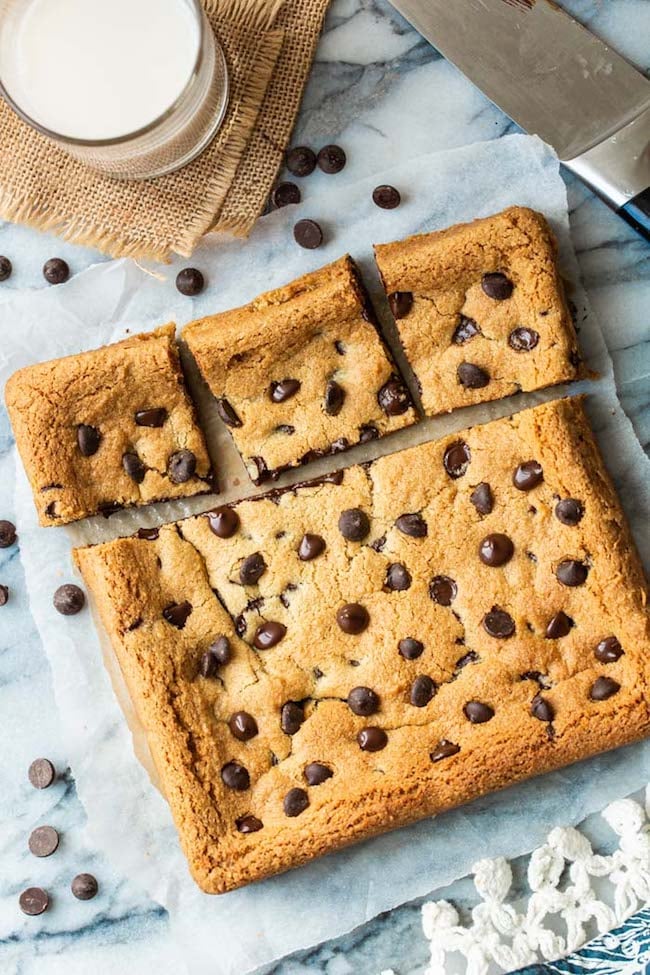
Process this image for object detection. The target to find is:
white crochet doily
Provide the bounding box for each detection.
[379,785,650,975]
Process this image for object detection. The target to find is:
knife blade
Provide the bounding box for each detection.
[389,0,650,241]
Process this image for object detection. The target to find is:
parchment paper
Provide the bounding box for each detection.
[2,135,649,975]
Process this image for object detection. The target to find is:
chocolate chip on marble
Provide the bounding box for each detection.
[324,379,345,416]
[509,327,539,351]
[294,219,323,249]
[338,507,370,541]
[429,575,457,606]
[136,527,159,540]
[348,686,380,716]
[236,815,263,834]
[77,424,101,457]
[555,498,584,526]
[317,144,346,174]
[377,377,412,416]
[430,739,460,763]
[272,181,301,207]
[444,441,471,479]
[175,267,204,296]
[458,362,490,389]
[281,701,305,735]
[395,512,427,538]
[43,257,69,285]
[286,146,316,176]
[19,887,49,915]
[590,676,620,701]
[298,533,326,561]
[357,727,388,752]
[122,452,146,484]
[217,398,243,427]
[464,700,494,723]
[207,506,239,538]
[385,562,411,591]
[0,520,16,549]
[545,611,574,639]
[410,675,436,707]
[481,272,513,300]
[595,636,623,663]
[513,461,543,491]
[0,255,12,281]
[372,184,401,209]
[284,787,310,817]
[359,424,379,443]
[452,316,481,345]
[53,584,85,616]
[388,292,413,319]
[28,758,55,790]
[239,552,267,586]
[221,762,250,791]
[168,449,196,483]
[304,762,333,786]
[479,533,514,567]
[398,637,424,660]
[29,825,59,858]
[336,603,369,634]
[270,379,301,403]
[531,695,554,722]
[253,621,286,649]
[556,559,589,587]
[482,606,515,639]
[470,482,493,516]
[229,711,259,741]
[163,601,192,629]
[0,584,8,606]
[135,407,167,427]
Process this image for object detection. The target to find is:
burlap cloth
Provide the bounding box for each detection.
[0,0,330,262]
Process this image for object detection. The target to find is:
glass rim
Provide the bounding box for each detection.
[0,0,210,147]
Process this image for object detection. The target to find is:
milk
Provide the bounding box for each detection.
[0,0,201,141]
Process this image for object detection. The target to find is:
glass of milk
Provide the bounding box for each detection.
[0,0,229,179]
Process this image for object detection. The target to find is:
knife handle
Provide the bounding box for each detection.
[618,188,650,242]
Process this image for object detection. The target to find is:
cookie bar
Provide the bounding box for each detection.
[5,324,213,526]
[74,397,649,893]
[374,206,581,416]
[182,255,417,484]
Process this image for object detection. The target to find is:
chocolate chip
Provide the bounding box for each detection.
[286,146,316,176]
[470,482,493,516]
[479,533,514,567]
[336,603,369,634]
[272,181,301,207]
[77,424,101,456]
[513,461,543,491]
[458,362,490,389]
[281,701,305,735]
[253,621,286,649]
[444,441,471,478]
[53,584,84,616]
[545,611,573,639]
[359,424,379,443]
[168,449,196,483]
[239,553,266,586]
[229,711,259,741]
[135,408,167,427]
[595,636,623,663]
[338,507,370,541]
[236,815,263,834]
[396,512,427,537]
[386,562,411,591]
[28,825,59,857]
[429,575,457,606]
[0,519,15,548]
[455,650,478,669]
[464,700,494,723]
[163,600,192,628]
[19,887,49,915]
[43,257,69,285]
[98,501,122,517]
[378,377,412,415]
[410,675,436,707]
[0,255,12,281]
[348,686,380,716]
[71,872,98,900]
[509,327,539,351]
[317,144,346,174]
[221,762,250,790]
[200,636,232,676]
[372,184,401,209]
[176,267,204,296]
[28,758,55,790]
[270,379,301,403]
[334,340,346,355]
[388,291,413,318]
[556,559,589,587]
[207,506,239,538]
[452,315,480,345]
[589,676,620,701]
[217,398,243,427]
[555,498,584,526]
[357,727,387,752]
[298,534,326,561]
[398,637,424,660]
[305,762,333,786]
[481,272,513,300]
[284,787,309,817]
[531,695,554,722]
[137,527,159,540]
[294,219,323,249]
[0,584,8,606]
[122,452,146,484]
[324,379,345,415]
[430,739,460,762]
[482,606,515,639]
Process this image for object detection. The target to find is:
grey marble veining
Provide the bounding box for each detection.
[0,1,649,973]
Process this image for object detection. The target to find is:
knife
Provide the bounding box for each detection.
[388,0,650,242]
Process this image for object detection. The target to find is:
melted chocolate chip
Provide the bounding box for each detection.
[556,559,589,587]
[137,526,159,540]
[270,379,301,403]
[217,398,243,427]
[464,700,494,723]
[429,575,457,606]
[122,452,146,484]
[239,552,267,586]
[386,562,411,591]
[545,611,574,639]
[470,482,493,516]
[298,533,326,561]
[284,787,309,817]
[77,424,101,456]
[134,407,168,427]
[324,379,345,415]
[513,461,543,491]
[236,815,263,834]
[398,637,424,660]
[253,621,286,649]
[482,606,515,639]
[595,636,623,663]
[377,377,412,416]
[444,441,471,478]
[229,711,258,741]
[175,267,204,296]
[207,506,239,538]
[357,727,387,752]
[388,292,413,319]
[359,424,379,443]
[281,701,305,735]
[348,686,380,716]
[555,498,584,526]
[395,512,427,537]
[452,315,480,345]
[481,272,513,300]
[53,584,85,616]
[410,675,436,707]
[373,184,401,209]
[304,762,333,786]
[479,533,514,567]
[531,695,554,722]
[458,362,490,389]
[163,601,192,629]
[168,449,196,483]
[221,762,250,791]
[286,146,316,176]
[317,144,346,174]
[272,181,301,207]
[336,603,369,634]
[509,327,539,351]
[211,636,232,666]
[338,507,370,541]
[430,739,460,762]
[455,650,478,670]
[589,676,620,701]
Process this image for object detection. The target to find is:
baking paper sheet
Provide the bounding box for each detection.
[1,135,649,975]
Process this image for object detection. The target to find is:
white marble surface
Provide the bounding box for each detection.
[0,1,649,974]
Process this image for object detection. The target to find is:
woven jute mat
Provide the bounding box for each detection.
[0,0,330,262]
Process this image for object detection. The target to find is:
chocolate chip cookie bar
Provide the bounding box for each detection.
[374,207,582,415]
[183,256,417,484]
[5,324,213,526]
[74,396,649,894]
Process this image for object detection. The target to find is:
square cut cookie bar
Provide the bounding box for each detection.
[183,255,417,485]
[5,324,213,526]
[74,397,649,894]
[374,206,582,416]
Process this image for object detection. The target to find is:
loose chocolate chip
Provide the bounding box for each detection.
[378,377,412,416]
[556,559,589,587]
[217,398,243,427]
[43,257,69,285]
[53,584,85,616]
[239,552,266,586]
[470,482,493,516]
[122,452,146,484]
[229,711,259,741]
[348,686,380,716]
[396,512,428,538]
[221,762,250,790]
[531,695,554,722]
[236,815,263,834]
[294,219,323,249]
[71,872,98,900]
[372,184,401,209]
[0,520,16,548]
[284,787,309,817]
[19,887,49,915]
[0,255,12,281]
[589,676,620,701]
[163,600,192,628]
[513,461,543,491]
[388,291,413,319]
[481,272,513,300]
[452,315,481,345]
[281,701,305,735]
[359,424,379,443]
[509,327,539,352]
[429,575,457,606]
[458,361,490,389]
[336,603,369,634]
[357,727,387,752]
[272,181,301,207]
[482,606,515,639]
[464,700,494,723]
[28,758,55,790]
[398,637,424,660]
[298,534,326,561]
[410,675,436,707]
[386,562,411,591]
[253,621,286,649]
[168,449,196,483]
[555,498,584,526]
[29,825,59,857]
[135,408,167,427]
[545,611,574,639]
[176,267,204,296]
[286,145,316,176]
[77,424,101,457]
[595,636,623,663]
[479,533,514,567]
[270,379,301,403]
[305,762,333,786]
[324,379,345,415]
[338,507,370,541]
[444,441,471,479]
[430,739,460,762]
[207,506,239,538]
[0,583,8,608]
[317,144,346,174]
[136,527,159,540]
